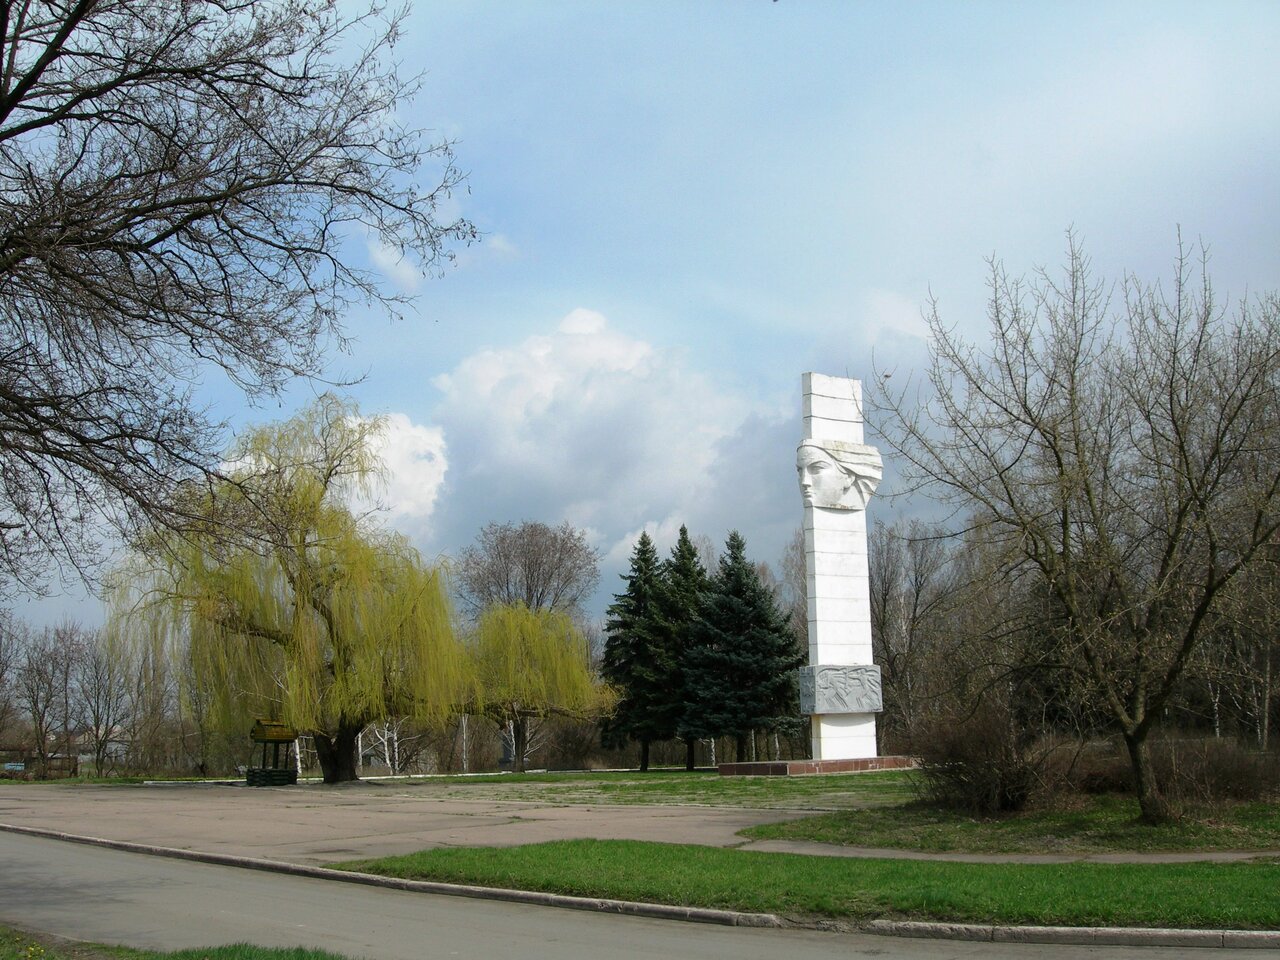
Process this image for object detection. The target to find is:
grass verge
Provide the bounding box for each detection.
[386,768,915,809]
[740,794,1280,853]
[2,769,916,808]
[1,776,229,787]
[333,839,1280,930]
[0,926,354,960]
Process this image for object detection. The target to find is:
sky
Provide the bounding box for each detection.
[19,0,1280,626]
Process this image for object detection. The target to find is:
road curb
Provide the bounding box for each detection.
[864,919,1280,949]
[4,821,1278,948]
[0,823,781,929]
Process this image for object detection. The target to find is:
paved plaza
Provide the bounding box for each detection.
[3,779,1274,867]
[0,780,805,866]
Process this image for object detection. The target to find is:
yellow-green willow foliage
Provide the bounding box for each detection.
[109,396,474,782]
[471,603,616,771]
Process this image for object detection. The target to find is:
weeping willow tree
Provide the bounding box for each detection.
[110,396,473,783]
[471,603,614,772]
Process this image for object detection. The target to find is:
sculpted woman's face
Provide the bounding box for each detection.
[796,444,851,507]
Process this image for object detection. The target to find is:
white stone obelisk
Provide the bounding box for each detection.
[796,373,883,761]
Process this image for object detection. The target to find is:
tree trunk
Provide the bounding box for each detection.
[1209,679,1221,738]
[1262,644,1273,752]
[313,724,361,783]
[684,738,696,771]
[513,717,528,773]
[1123,731,1173,824]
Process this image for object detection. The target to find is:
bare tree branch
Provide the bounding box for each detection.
[0,1,475,593]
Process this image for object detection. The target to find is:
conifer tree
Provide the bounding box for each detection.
[654,525,709,769]
[600,532,670,770]
[681,531,804,763]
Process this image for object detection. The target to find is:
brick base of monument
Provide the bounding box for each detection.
[717,756,916,777]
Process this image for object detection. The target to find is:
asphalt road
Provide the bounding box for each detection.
[1,832,1265,960]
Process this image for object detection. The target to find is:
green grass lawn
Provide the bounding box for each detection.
[0,927,352,960]
[3,776,233,787]
[334,839,1280,929]
[379,768,915,809]
[5,768,916,808]
[741,793,1280,853]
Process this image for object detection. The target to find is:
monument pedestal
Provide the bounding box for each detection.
[810,712,878,759]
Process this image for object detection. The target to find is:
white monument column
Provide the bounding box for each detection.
[796,373,883,761]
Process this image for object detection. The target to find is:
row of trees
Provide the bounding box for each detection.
[870,511,1279,812]
[0,617,185,778]
[0,609,610,780]
[602,528,802,768]
[2,385,807,783]
[104,398,610,783]
[869,236,1280,822]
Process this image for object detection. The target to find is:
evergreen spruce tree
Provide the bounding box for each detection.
[681,531,804,763]
[600,533,670,770]
[654,525,709,770]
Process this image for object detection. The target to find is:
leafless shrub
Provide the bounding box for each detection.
[908,698,1042,815]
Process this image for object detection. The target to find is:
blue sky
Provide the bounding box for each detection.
[21,0,1280,626]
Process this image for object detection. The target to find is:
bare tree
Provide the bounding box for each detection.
[122,629,176,774]
[778,527,807,644]
[468,527,616,768]
[363,717,429,775]
[0,610,20,745]
[0,1,475,593]
[17,624,80,776]
[456,521,601,617]
[874,234,1280,821]
[691,532,719,574]
[868,518,955,743]
[75,628,130,776]
[1199,557,1279,749]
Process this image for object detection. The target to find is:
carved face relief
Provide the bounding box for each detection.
[796,440,883,511]
[796,445,851,508]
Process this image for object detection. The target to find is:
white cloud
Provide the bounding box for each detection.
[351,413,447,537]
[427,309,789,575]
[365,238,423,294]
[863,288,929,343]
[485,233,519,260]
[557,307,607,336]
[452,231,521,270]
[603,515,690,568]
